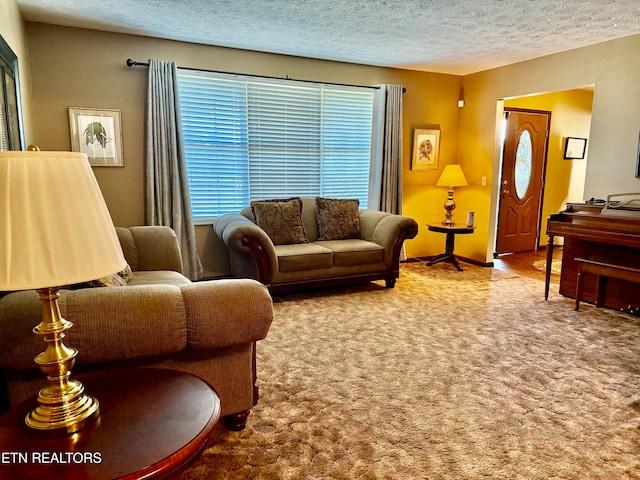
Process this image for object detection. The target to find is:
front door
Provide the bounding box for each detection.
[495,108,550,255]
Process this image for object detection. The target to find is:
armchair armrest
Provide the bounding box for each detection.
[359,211,419,266]
[0,279,273,370]
[182,279,273,350]
[0,286,188,370]
[214,214,278,285]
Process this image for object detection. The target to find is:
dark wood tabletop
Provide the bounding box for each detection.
[0,368,220,480]
[427,223,476,234]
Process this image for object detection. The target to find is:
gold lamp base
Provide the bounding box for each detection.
[442,188,456,226]
[25,379,100,434]
[28,288,100,434]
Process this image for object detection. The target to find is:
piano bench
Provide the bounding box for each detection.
[575,256,640,311]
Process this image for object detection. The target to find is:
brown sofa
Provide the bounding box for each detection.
[0,226,273,430]
[214,197,419,293]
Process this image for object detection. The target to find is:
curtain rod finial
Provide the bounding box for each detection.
[126,59,134,67]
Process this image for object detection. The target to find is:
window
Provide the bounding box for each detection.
[177,70,374,221]
[0,36,22,151]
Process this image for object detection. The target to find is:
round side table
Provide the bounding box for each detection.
[0,368,220,480]
[427,224,476,271]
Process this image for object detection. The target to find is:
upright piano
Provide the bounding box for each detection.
[545,194,640,311]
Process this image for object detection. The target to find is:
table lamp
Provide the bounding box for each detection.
[435,164,468,225]
[0,151,126,434]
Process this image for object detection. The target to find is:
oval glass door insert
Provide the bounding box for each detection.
[514,130,532,199]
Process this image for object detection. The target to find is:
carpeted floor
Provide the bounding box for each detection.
[180,262,640,479]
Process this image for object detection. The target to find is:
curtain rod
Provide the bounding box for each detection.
[126,59,406,93]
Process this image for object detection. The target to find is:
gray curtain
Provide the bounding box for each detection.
[145,58,203,280]
[368,84,404,215]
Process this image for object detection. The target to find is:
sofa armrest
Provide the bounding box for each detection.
[214,214,278,284]
[182,279,273,350]
[117,226,184,273]
[359,211,419,266]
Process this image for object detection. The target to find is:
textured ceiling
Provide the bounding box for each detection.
[15,0,640,75]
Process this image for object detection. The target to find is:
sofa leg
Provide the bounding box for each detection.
[385,278,396,288]
[222,410,250,431]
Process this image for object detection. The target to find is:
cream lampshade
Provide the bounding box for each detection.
[0,151,126,433]
[435,164,468,226]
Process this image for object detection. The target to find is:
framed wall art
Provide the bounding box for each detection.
[563,137,587,160]
[411,128,440,170]
[68,107,124,167]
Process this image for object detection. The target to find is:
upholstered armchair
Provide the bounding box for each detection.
[0,226,273,430]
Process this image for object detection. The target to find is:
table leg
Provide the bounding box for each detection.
[427,232,463,271]
[544,235,554,300]
[444,232,455,254]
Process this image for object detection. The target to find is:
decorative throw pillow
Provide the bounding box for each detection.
[66,272,126,289]
[88,273,127,288]
[316,197,360,241]
[118,263,134,283]
[251,197,308,245]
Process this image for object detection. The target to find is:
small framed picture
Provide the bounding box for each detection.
[563,137,587,160]
[68,107,124,167]
[411,128,440,170]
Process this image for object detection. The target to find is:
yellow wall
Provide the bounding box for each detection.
[20,22,461,276]
[504,89,594,247]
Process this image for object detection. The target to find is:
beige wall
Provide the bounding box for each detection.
[5,13,640,273]
[460,35,640,262]
[504,89,593,247]
[22,22,461,276]
[0,0,33,142]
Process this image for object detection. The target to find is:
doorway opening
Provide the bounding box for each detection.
[490,87,594,261]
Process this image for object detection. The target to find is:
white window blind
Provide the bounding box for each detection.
[177,70,374,220]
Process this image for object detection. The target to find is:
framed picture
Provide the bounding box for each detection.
[68,107,124,167]
[411,129,440,170]
[563,137,587,160]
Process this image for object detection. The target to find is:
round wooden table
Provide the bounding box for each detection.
[0,368,220,480]
[427,224,476,271]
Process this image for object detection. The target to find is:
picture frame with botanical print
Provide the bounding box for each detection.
[68,107,124,167]
[411,128,440,170]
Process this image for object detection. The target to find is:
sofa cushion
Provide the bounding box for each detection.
[251,197,308,245]
[275,243,334,272]
[316,197,360,241]
[315,239,384,266]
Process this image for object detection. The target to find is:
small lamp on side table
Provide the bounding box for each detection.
[436,164,468,225]
[0,151,127,434]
